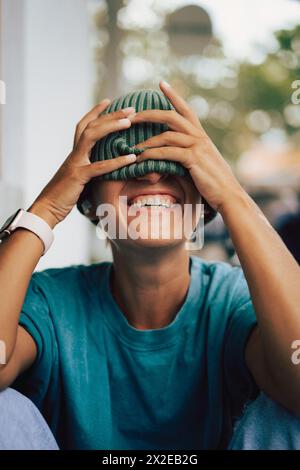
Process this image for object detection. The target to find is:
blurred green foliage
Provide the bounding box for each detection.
[177,24,300,162]
[94,3,300,164]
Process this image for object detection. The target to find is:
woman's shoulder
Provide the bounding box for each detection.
[191,254,241,278]
[191,255,247,296]
[30,261,112,291]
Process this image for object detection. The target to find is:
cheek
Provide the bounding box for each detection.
[182,180,201,206]
[100,183,127,224]
[93,181,124,205]
[93,184,125,238]
[89,186,118,227]
[183,188,202,228]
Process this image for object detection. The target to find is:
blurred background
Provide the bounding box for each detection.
[0,0,300,269]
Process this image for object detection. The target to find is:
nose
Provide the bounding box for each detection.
[135,172,168,184]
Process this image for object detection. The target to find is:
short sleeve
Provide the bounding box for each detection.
[12,274,58,408]
[223,268,259,418]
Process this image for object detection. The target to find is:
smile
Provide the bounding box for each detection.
[128,194,179,209]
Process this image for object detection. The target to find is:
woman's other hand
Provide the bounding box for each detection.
[28,101,137,228]
[131,81,244,213]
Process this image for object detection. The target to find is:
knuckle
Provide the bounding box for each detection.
[97,113,107,122]
[93,160,107,169]
[164,130,173,139]
[86,121,95,129]
[76,121,85,132]
[100,112,112,122]
[75,124,83,137]
[200,135,211,148]
[110,110,123,118]
[81,128,93,141]
[191,142,200,153]
[168,110,177,119]
[96,160,107,166]
[181,151,192,166]
[69,167,81,181]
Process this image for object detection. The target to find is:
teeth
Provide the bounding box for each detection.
[130,202,173,208]
[129,195,179,209]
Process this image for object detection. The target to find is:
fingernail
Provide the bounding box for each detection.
[118,118,131,126]
[161,80,171,88]
[122,107,136,114]
[100,98,111,105]
[125,154,137,160]
[127,112,137,119]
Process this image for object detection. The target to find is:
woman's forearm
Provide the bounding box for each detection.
[0,104,139,368]
[220,188,300,399]
[0,207,47,363]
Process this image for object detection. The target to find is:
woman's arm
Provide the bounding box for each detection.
[220,189,300,414]
[132,80,300,414]
[0,102,137,389]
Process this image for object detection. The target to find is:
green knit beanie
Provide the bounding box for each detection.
[77,89,217,224]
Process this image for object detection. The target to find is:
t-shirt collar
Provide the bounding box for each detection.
[97,255,203,350]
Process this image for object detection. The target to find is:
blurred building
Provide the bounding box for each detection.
[0,0,93,269]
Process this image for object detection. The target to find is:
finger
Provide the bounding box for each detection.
[130,109,199,136]
[136,146,193,169]
[159,80,202,129]
[133,131,194,150]
[87,107,136,128]
[80,154,137,181]
[72,117,133,163]
[74,99,111,148]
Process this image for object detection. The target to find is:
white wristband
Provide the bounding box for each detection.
[9,209,54,255]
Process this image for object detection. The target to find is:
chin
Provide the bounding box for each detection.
[138,233,184,246]
[127,217,185,247]
[117,236,185,252]
[113,220,186,249]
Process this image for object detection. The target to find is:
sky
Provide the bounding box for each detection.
[198,0,300,60]
[119,0,300,61]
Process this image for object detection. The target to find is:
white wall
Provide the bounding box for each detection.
[1,0,25,214]
[1,0,93,269]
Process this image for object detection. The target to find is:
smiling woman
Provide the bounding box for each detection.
[75,88,216,253]
[77,88,217,228]
[0,81,300,451]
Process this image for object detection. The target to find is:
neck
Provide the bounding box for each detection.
[109,244,191,330]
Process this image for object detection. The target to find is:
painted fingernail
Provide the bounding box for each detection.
[128,112,137,120]
[125,154,137,160]
[161,80,171,88]
[122,107,136,114]
[118,118,131,126]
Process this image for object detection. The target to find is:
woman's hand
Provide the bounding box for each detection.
[28,101,137,228]
[131,81,245,212]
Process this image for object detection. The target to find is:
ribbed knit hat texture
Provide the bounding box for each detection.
[77,89,217,224]
[91,89,188,180]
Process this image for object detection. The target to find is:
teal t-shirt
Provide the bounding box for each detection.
[13,255,258,450]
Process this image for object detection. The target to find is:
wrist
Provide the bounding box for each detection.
[218,186,274,235]
[27,201,58,230]
[218,185,252,218]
